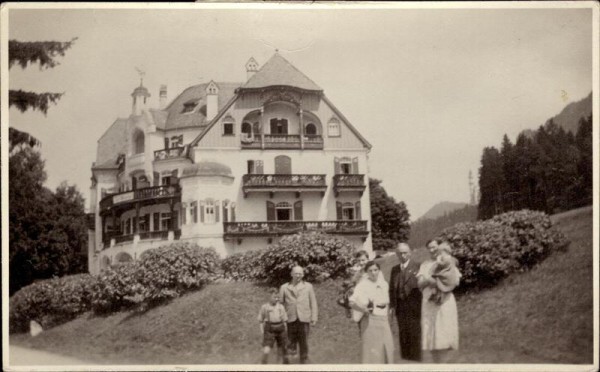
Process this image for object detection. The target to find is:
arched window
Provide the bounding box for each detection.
[134,130,145,154]
[115,252,133,264]
[327,118,341,137]
[305,123,317,135]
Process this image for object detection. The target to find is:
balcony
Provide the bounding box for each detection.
[223,220,368,239]
[240,134,324,150]
[154,146,186,161]
[99,185,181,214]
[242,174,327,197]
[333,174,366,196]
[103,229,181,249]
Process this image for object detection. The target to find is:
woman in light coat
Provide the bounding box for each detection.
[349,261,395,364]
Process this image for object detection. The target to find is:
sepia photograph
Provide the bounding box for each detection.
[1,2,598,371]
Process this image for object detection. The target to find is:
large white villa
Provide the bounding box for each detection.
[87,53,373,275]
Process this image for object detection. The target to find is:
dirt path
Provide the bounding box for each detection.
[8,345,90,367]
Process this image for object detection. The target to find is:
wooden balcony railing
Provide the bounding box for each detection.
[223,220,368,238]
[333,174,366,196]
[154,147,186,161]
[139,230,169,241]
[243,174,327,193]
[99,185,181,213]
[240,134,324,150]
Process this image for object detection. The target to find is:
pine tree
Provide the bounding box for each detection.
[478,146,505,219]
[8,38,77,148]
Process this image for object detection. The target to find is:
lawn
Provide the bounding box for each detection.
[10,206,594,365]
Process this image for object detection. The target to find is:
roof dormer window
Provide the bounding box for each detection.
[181,99,199,114]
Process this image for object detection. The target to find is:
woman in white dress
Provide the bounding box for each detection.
[349,261,395,364]
[417,240,460,363]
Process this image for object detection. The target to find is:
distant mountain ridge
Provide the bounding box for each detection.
[547,92,592,133]
[417,201,468,221]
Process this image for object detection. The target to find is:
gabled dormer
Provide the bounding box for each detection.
[245,57,259,80]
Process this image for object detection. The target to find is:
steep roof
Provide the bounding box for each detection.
[240,53,322,92]
[163,82,241,130]
[94,118,127,169]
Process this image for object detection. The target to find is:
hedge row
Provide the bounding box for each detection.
[436,209,568,291]
[222,231,356,284]
[10,243,220,333]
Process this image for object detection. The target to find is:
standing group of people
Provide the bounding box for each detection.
[256,239,461,364]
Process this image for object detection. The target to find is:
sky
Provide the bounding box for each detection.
[6,4,594,220]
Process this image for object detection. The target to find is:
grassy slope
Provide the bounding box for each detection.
[10,207,594,364]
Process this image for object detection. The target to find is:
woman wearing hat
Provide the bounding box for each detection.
[417,240,461,363]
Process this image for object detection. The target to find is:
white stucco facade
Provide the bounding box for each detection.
[87,54,374,275]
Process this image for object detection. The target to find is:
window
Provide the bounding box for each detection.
[181,206,187,225]
[161,176,171,186]
[305,123,317,135]
[327,118,340,137]
[139,214,149,233]
[223,122,234,136]
[181,99,198,114]
[275,202,292,221]
[337,201,361,220]
[335,157,359,175]
[270,118,288,134]
[153,213,160,231]
[342,204,355,220]
[205,200,215,223]
[191,201,198,223]
[274,155,291,175]
[161,213,171,231]
[125,218,131,235]
[133,130,145,154]
[247,160,263,174]
[341,162,352,175]
[170,135,183,147]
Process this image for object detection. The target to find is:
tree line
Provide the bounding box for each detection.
[9,38,87,295]
[408,205,478,249]
[478,115,593,220]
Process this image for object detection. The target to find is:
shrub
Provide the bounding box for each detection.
[10,273,95,333]
[260,232,356,284]
[91,243,221,313]
[372,237,398,252]
[221,249,266,281]
[437,209,568,291]
[135,243,222,305]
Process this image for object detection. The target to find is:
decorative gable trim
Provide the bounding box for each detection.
[321,95,372,150]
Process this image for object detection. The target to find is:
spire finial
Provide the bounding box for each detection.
[135,66,146,87]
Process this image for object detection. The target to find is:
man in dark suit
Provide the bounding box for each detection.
[389,242,422,361]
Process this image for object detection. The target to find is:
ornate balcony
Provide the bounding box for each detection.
[242,174,327,197]
[240,134,324,150]
[99,185,181,215]
[154,146,186,161]
[333,174,366,196]
[223,220,368,239]
[104,229,181,249]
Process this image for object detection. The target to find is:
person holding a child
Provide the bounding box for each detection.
[417,240,461,363]
[349,261,395,363]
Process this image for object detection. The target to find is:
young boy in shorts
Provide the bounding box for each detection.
[258,289,289,364]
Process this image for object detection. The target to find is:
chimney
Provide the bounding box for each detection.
[159,85,167,110]
[205,81,219,121]
[245,57,258,81]
[131,81,151,116]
